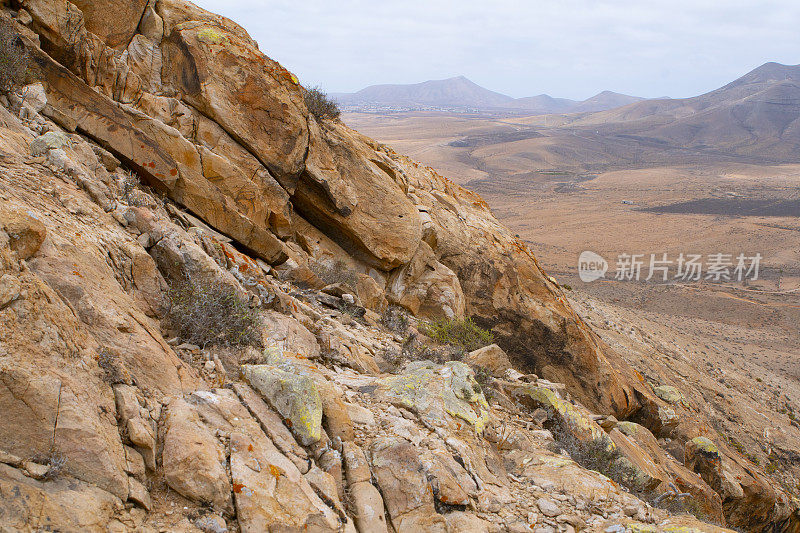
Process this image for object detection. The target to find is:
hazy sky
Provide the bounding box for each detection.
[193,0,800,100]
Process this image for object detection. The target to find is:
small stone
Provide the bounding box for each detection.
[137,233,151,248]
[345,403,376,427]
[537,498,560,518]
[177,343,201,352]
[195,514,228,533]
[127,477,152,510]
[22,461,50,479]
[127,418,155,450]
[17,9,33,25]
[654,385,683,404]
[599,415,618,430]
[29,131,71,156]
[0,274,21,308]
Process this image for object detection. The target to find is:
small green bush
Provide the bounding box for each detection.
[303,86,341,121]
[167,277,262,349]
[421,317,494,352]
[0,17,28,95]
[472,365,496,401]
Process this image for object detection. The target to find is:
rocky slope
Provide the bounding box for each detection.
[0,0,796,531]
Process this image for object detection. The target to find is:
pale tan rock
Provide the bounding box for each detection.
[318,380,355,442]
[0,273,21,308]
[370,437,434,519]
[113,384,141,423]
[123,445,146,480]
[294,121,422,270]
[229,431,339,532]
[0,463,122,533]
[444,511,492,533]
[160,13,308,186]
[162,398,231,510]
[342,441,372,485]
[420,449,476,506]
[349,480,389,533]
[0,206,46,259]
[127,476,151,510]
[304,464,345,515]
[69,0,149,48]
[386,240,465,319]
[231,382,309,470]
[465,344,514,378]
[356,272,388,312]
[345,402,376,427]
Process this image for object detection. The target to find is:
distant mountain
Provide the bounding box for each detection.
[417,62,800,171]
[569,91,645,113]
[573,62,800,161]
[334,77,646,114]
[332,76,514,110]
[504,94,577,113]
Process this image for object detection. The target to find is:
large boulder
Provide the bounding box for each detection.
[31,46,286,264]
[0,206,46,259]
[159,3,308,186]
[162,398,231,510]
[293,121,422,270]
[374,361,490,433]
[241,360,323,446]
[70,0,149,48]
[386,240,465,319]
[0,463,122,532]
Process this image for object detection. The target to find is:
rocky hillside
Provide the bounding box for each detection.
[0,1,797,532]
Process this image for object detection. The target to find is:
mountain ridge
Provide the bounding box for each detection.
[333,76,647,113]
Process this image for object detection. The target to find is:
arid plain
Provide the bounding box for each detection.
[345,108,800,489]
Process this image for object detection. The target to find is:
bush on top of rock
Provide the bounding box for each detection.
[303,86,341,121]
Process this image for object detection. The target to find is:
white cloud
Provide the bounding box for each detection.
[192,0,800,99]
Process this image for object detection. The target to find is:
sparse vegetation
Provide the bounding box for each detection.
[381,304,409,335]
[167,276,262,349]
[380,332,463,373]
[336,298,366,320]
[547,413,642,492]
[97,349,127,384]
[0,17,28,95]
[421,317,494,352]
[472,365,496,401]
[30,447,67,481]
[309,259,357,289]
[303,85,340,121]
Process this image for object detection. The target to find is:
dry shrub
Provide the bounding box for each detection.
[167,277,262,349]
[547,413,642,492]
[309,259,357,289]
[30,447,67,481]
[304,86,341,120]
[0,17,29,95]
[381,304,409,334]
